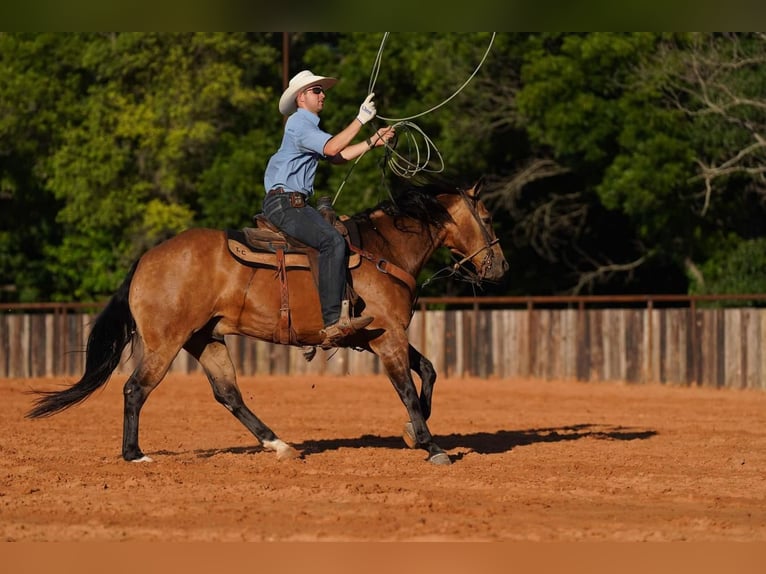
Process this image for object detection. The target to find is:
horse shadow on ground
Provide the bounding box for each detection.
[180,423,656,462]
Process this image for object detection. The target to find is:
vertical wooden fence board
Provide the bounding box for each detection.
[605,309,618,381]
[459,311,469,377]
[715,309,726,388]
[20,315,31,378]
[246,338,260,376]
[588,312,603,382]
[0,314,9,377]
[7,315,22,378]
[497,310,508,378]
[443,311,457,378]
[672,309,687,383]
[555,310,566,379]
[252,340,268,375]
[530,309,546,380]
[477,310,492,378]
[497,310,512,378]
[702,309,719,388]
[576,307,589,381]
[627,309,641,382]
[517,310,530,379]
[605,310,622,382]
[525,309,536,379]
[547,309,559,380]
[546,310,560,380]
[44,314,55,377]
[497,311,509,379]
[564,308,579,380]
[425,310,446,378]
[29,314,43,377]
[644,308,654,384]
[695,309,710,387]
[643,309,653,383]
[663,310,679,384]
[743,309,760,390]
[724,309,742,390]
[682,309,693,385]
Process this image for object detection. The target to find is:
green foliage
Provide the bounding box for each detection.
[42,33,278,299]
[691,238,766,305]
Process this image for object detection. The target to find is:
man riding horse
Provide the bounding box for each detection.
[262,70,396,347]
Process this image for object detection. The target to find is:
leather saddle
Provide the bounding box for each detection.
[226,214,361,272]
[225,204,363,347]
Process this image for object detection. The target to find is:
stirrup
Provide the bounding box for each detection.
[320,316,374,347]
[320,301,373,347]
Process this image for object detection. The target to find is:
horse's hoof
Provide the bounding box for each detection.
[402,421,417,449]
[263,439,301,460]
[130,455,154,463]
[428,452,451,465]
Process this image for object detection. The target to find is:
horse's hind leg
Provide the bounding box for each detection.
[123,351,176,462]
[184,332,300,460]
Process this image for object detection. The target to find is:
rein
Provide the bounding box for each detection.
[348,244,417,295]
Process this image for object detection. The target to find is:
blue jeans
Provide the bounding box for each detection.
[263,193,347,327]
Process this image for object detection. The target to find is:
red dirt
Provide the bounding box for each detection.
[1,373,765,541]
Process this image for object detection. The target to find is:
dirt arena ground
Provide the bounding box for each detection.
[2,372,766,542]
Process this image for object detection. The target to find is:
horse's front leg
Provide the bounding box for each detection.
[372,334,451,465]
[402,344,437,450]
[409,344,436,420]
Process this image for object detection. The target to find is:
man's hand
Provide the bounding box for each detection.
[367,126,396,148]
[356,93,377,125]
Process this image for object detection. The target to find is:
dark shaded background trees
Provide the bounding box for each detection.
[2,32,765,302]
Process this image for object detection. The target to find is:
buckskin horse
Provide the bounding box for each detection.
[27,177,508,465]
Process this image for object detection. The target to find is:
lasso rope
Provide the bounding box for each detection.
[332,32,496,205]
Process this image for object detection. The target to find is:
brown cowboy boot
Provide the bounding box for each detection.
[320,301,374,347]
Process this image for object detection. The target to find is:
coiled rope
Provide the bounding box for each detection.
[333,32,496,204]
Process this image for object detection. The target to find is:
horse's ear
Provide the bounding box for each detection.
[466,176,485,199]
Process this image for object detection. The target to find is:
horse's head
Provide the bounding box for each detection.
[441,178,509,284]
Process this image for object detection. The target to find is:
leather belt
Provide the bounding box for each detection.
[267,187,306,207]
[267,187,305,197]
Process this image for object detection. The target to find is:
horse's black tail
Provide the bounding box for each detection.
[26,261,139,419]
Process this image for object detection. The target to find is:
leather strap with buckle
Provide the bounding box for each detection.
[267,188,306,208]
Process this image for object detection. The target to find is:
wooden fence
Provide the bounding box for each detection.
[2,295,766,389]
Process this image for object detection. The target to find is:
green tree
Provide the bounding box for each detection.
[45,33,279,299]
[0,33,88,301]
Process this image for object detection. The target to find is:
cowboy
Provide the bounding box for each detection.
[263,70,396,347]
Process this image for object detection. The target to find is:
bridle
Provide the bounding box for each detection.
[448,190,499,284]
[421,189,499,290]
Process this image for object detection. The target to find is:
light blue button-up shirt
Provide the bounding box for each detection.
[264,108,333,197]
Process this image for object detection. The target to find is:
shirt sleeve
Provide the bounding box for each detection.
[288,114,333,157]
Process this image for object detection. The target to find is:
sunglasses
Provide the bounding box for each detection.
[305,86,324,95]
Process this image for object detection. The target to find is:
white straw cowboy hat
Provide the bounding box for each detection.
[278,70,338,115]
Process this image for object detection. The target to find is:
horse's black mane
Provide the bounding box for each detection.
[350,176,464,230]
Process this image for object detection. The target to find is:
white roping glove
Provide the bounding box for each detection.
[356,93,377,125]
